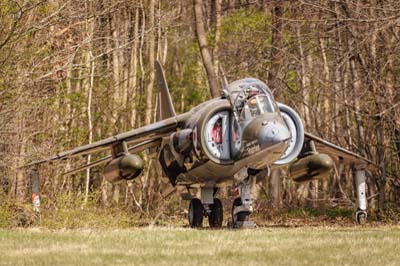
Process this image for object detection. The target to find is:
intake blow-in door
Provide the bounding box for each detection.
[230,114,242,159]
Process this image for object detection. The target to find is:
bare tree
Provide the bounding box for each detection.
[194,0,220,98]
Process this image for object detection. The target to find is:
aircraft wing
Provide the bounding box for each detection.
[26,61,187,174]
[26,113,190,168]
[303,132,376,170]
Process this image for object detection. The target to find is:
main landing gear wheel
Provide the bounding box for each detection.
[188,198,203,228]
[232,198,250,228]
[208,198,223,228]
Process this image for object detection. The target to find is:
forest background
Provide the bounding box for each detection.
[0,0,399,228]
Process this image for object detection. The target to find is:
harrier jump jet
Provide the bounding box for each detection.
[28,61,374,228]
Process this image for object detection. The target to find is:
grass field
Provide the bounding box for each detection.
[0,226,399,266]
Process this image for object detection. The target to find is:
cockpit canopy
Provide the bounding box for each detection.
[240,94,277,120]
[224,78,277,122]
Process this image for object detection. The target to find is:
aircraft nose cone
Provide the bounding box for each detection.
[258,121,291,148]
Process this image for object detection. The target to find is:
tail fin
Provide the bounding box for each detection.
[155,61,176,121]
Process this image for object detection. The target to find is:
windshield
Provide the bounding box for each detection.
[240,95,277,120]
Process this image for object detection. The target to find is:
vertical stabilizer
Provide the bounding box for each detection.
[155,61,176,121]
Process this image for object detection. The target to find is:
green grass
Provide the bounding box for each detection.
[0,227,399,266]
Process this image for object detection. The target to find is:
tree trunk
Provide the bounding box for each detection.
[111,13,121,127]
[193,0,220,98]
[266,2,284,92]
[212,0,221,81]
[138,0,146,128]
[262,2,286,210]
[376,116,386,209]
[297,27,311,129]
[268,169,281,208]
[319,37,332,136]
[128,7,139,129]
[84,50,95,204]
[145,0,155,125]
[84,0,95,204]
[349,54,365,156]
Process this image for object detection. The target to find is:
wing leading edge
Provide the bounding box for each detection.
[304,132,376,170]
[26,113,190,167]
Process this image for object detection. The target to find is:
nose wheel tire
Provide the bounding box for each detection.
[188,198,203,228]
[208,198,223,228]
[232,198,250,227]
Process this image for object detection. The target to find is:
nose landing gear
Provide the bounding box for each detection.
[231,173,257,229]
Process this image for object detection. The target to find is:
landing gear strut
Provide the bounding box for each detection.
[354,167,368,225]
[231,169,256,228]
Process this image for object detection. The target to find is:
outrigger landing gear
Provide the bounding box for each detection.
[354,167,367,225]
[354,166,368,225]
[356,209,367,225]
